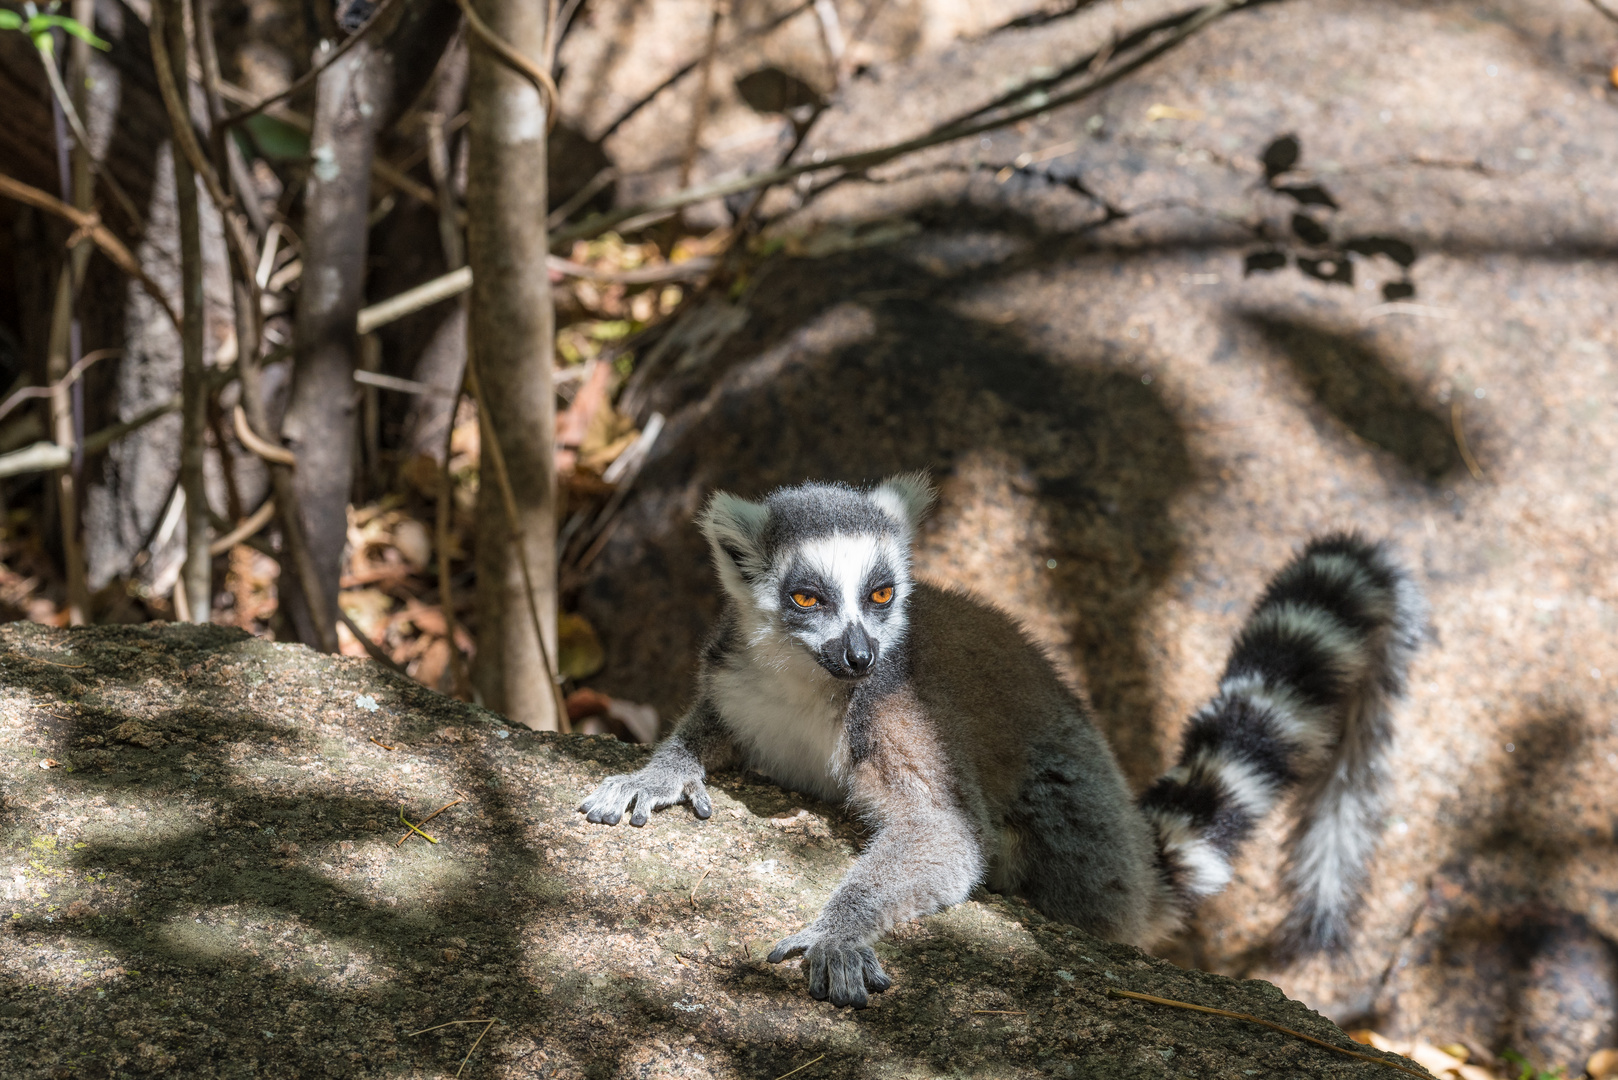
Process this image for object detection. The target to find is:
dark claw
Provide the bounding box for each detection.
[630,808,649,826]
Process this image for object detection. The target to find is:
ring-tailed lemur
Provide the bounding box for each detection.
[578,475,1425,1007]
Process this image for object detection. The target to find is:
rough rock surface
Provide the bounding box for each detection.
[570,0,1618,1070]
[0,622,1417,1079]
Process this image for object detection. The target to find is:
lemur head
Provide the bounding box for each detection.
[698,473,935,681]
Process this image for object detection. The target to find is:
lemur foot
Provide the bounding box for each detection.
[768,927,892,1008]
[577,764,712,826]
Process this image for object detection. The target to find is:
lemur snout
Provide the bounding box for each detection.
[827,623,878,678]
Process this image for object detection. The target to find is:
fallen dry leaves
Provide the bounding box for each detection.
[1350,1030,1618,1080]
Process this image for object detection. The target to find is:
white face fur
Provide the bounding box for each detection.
[699,475,934,682]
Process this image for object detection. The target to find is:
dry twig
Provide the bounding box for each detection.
[232,405,297,466]
[971,1009,1026,1015]
[679,0,726,188]
[208,498,276,556]
[369,736,396,751]
[223,0,401,126]
[690,867,711,906]
[398,806,438,844]
[452,0,559,125]
[405,1018,498,1080]
[771,1053,826,1080]
[555,0,1256,246]
[337,609,411,676]
[0,349,121,422]
[28,28,144,231]
[396,798,463,846]
[1588,0,1618,26]
[147,0,260,287]
[1105,988,1429,1078]
[0,175,179,328]
[1451,399,1484,481]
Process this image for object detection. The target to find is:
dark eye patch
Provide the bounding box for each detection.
[863,561,899,614]
[781,560,837,615]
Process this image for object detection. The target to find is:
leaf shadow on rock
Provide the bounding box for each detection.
[1364,704,1618,1071]
[1235,311,1463,485]
[0,627,571,1077]
[579,243,1194,787]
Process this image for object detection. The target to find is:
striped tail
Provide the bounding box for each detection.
[1139,534,1426,953]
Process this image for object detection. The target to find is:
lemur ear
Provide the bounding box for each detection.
[698,491,770,582]
[870,472,935,535]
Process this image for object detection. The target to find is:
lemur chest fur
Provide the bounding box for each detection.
[709,630,850,804]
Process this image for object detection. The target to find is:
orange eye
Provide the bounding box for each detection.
[791,593,818,608]
[870,587,894,605]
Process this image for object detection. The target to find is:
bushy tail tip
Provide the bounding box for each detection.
[1140,533,1426,952]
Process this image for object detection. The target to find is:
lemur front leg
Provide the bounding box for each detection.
[768,693,985,1007]
[578,700,736,826]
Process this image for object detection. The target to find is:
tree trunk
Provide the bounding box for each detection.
[278,38,383,647]
[467,0,561,730]
[159,0,212,623]
[279,0,461,649]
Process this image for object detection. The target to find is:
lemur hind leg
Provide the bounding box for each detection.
[998,727,1167,946]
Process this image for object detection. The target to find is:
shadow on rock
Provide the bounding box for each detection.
[1370,704,1618,1071]
[1237,312,1462,484]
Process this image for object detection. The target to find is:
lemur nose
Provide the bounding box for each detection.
[843,630,876,675]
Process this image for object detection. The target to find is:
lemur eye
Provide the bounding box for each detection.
[791,592,819,608]
[870,587,894,605]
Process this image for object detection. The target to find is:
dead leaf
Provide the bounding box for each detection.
[339,589,393,640]
[38,757,61,769]
[392,518,432,571]
[565,687,612,722]
[1145,103,1205,121]
[1408,1042,1466,1076]
[558,611,606,680]
[1590,1048,1618,1080]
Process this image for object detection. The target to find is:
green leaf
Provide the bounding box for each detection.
[26,13,110,49]
[242,113,311,163]
[0,12,23,30]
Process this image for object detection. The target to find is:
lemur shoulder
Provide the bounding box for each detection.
[578,475,1425,1007]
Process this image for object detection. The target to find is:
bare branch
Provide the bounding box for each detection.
[452,0,559,123]
[0,174,180,329]
[29,32,145,232]
[554,0,1257,246]
[1588,0,1618,25]
[221,0,401,127]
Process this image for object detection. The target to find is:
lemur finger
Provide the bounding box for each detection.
[805,949,831,1001]
[576,774,629,813]
[687,781,712,819]
[584,781,636,825]
[857,947,892,993]
[826,948,870,1008]
[767,933,811,964]
[628,793,655,827]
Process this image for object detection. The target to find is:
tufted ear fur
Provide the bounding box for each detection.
[870,472,935,537]
[698,491,771,589]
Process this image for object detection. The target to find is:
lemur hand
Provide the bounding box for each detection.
[767,925,893,1008]
[577,759,712,827]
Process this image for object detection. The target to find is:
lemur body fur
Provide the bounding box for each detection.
[578,476,1425,1007]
